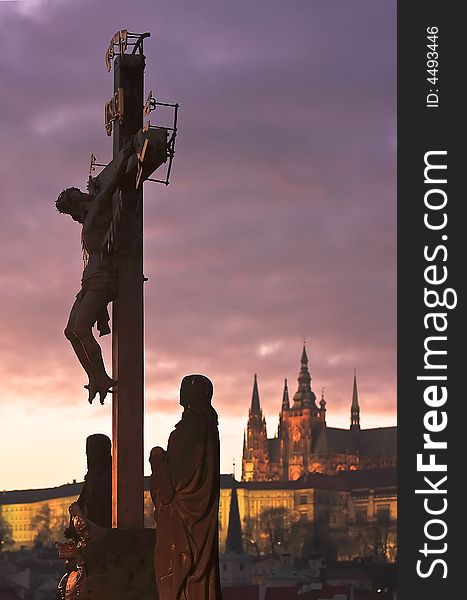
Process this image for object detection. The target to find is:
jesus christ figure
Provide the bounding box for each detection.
[56,141,134,405]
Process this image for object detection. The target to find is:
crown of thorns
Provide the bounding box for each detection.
[55,187,82,213]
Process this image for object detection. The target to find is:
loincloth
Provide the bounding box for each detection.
[76,270,117,337]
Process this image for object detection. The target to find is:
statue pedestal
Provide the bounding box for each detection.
[84,528,156,600]
[59,528,156,600]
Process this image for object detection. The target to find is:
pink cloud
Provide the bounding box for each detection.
[0,0,396,489]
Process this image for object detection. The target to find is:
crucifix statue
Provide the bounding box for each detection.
[57,141,134,405]
[56,30,177,529]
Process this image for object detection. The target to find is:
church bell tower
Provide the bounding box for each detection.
[242,374,270,481]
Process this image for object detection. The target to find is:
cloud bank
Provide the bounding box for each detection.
[0,0,396,489]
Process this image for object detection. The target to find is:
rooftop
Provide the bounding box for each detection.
[0,468,396,506]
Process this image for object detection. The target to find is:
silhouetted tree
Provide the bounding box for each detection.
[260,507,293,554]
[289,521,315,559]
[242,516,261,556]
[355,514,397,562]
[31,503,69,548]
[32,504,54,548]
[243,507,295,556]
[0,515,13,550]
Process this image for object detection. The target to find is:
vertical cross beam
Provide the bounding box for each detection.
[111,53,145,528]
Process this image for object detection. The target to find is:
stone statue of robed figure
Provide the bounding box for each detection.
[150,374,222,600]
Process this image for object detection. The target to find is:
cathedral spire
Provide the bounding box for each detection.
[225,482,243,554]
[292,343,317,408]
[301,343,308,365]
[320,387,326,405]
[350,369,361,430]
[243,373,269,481]
[251,373,261,413]
[320,387,327,424]
[282,378,290,411]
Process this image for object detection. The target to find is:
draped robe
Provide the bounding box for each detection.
[150,407,222,600]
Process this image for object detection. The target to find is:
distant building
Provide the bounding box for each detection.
[1,347,396,562]
[220,481,252,587]
[0,556,64,600]
[219,468,397,560]
[242,345,396,481]
[1,468,396,561]
[0,483,81,549]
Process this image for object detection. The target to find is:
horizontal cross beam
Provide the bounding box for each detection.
[89,128,168,197]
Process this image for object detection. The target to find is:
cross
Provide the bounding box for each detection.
[89,30,177,528]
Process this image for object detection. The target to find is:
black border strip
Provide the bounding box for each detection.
[398,3,463,597]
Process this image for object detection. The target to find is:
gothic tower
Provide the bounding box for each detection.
[225,482,243,554]
[242,374,270,481]
[220,481,252,586]
[278,378,290,439]
[320,387,327,426]
[277,378,290,480]
[350,369,361,430]
[282,344,326,480]
[241,346,396,482]
[292,344,317,409]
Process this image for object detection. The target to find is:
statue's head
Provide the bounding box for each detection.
[180,374,213,413]
[86,434,111,471]
[55,187,90,223]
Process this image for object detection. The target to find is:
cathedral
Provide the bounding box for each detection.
[242,345,396,481]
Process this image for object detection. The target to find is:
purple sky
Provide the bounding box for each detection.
[0,0,396,490]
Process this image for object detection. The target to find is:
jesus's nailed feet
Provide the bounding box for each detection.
[97,377,117,405]
[84,383,97,405]
[85,377,117,405]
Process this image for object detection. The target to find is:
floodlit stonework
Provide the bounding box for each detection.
[242,346,396,482]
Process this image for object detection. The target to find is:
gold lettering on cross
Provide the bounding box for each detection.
[89,154,97,176]
[136,138,150,190]
[105,30,129,73]
[143,91,156,116]
[104,88,124,136]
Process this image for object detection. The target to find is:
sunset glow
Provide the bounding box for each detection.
[0,0,396,491]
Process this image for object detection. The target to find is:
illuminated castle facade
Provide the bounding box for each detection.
[242,345,396,481]
[1,347,397,561]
